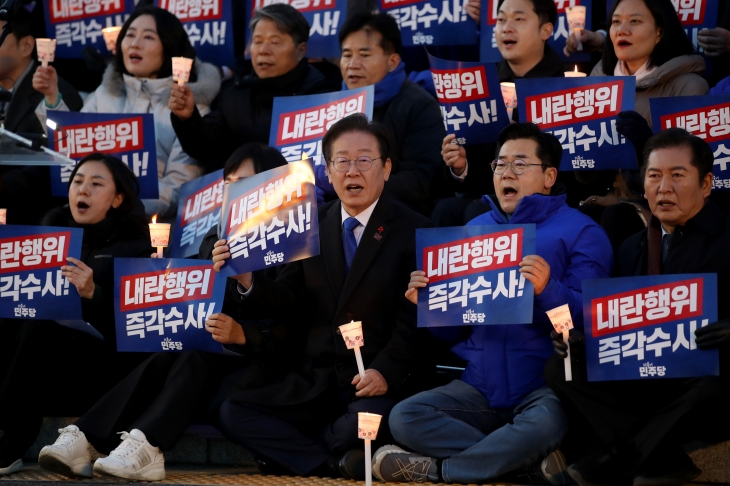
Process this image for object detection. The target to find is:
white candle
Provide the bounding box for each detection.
[0,208,6,225]
[566,6,587,51]
[500,82,518,119]
[339,320,366,379]
[546,304,574,382]
[565,66,587,78]
[149,215,170,258]
[172,57,194,86]
[102,26,122,53]
[358,413,382,486]
[36,38,57,68]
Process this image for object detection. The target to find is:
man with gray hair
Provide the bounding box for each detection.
[168,3,340,170]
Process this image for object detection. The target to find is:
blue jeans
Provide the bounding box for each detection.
[389,380,568,483]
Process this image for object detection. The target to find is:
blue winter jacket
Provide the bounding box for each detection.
[432,192,613,408]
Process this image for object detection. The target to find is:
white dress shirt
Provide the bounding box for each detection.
[341,198,379,246]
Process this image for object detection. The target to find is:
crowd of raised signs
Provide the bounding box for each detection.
[2,0,730,485]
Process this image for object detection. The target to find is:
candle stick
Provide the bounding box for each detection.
[358,413,382,486]
[102,26,122,54]
[500,82,517,120]
[339,320,365,379]
[148,215,171,258]
[564,65,587,78]
[546,304,574,382]
[172,57,194,86]
[566,6,587,52]
[36,38,57,68]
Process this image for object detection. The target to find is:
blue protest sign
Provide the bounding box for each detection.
[481,0,592,64]
[219,161,319,277]
[48,112,158,199]
[245,0,346,58]
[650,96,730,191]
[43,0,135,59]
[114,258,226,353]
[416,225,536,327]
[428,54,509,145]
[156,0,235,67]
[381,0,477,47]
[517,76,638,171]
[583,274,719,381]
[0,225,83,320]
[269,86,374,165]
[171,170,224,258]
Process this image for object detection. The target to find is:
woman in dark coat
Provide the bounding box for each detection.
[0,153,153,477]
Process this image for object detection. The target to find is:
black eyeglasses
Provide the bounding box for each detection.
[491,159,545,175]
[329,156,381,172]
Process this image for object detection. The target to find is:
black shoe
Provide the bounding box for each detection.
[568,448,637,486]
[504,450,571,486]
[254,456,294,476]
[338,449,365,480]
[633,448,701,486]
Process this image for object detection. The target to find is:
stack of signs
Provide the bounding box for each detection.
[583,274,719,381]
[0,226,83,320]
[219,161,319,277]
[156,0,235,67]
[114,258,226,353]
[650,96,730,191]
[246,0,346,58]
[269,86,373,165]
[48,112,158,199]
[481,0,593,64]
[381,0,478,47]
[428,54,509,145]
[516,76,638,171]
[43,0,135,58]
[416,224,536,327]
[171,170,224,258]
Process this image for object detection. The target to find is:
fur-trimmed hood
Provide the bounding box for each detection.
[99,58,221,107]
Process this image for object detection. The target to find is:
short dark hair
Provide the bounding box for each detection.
[249,4,310,45]
[602,0,696,74]
[322,113,391,165]
[223,143,288,178]
[496,123,563,170]
[642,128,714,186]
[7,6,33,42]
[114,6,197,81]
[338,12,402,56]
[497,0,557,28]
[67,153,140,218]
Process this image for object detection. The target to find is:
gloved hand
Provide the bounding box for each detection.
[616,111,653,160]
[550,329,584,358]
[695,319,730,349]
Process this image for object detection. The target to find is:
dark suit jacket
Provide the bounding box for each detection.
[226,193,434,407]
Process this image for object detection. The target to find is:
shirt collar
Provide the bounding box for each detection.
[341,199,379,229]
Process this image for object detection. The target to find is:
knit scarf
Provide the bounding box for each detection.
[341,61,406,108]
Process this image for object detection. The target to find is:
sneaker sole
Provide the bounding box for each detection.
[0,459,23,477]
[94,460,165,481]
[39,453,92,479]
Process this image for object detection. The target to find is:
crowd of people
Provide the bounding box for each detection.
[1,0,730,485]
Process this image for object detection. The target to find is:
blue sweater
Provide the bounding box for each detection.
[432,193,613,408]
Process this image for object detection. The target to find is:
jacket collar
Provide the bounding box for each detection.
[635,55,706,90]
[498,44,565,82]
[483,186,567,224]
[677,199,724,236]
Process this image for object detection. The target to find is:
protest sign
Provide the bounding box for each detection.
[650,96,730,191]
[43,0,135,58]
[381,0,478,47]
[428,54,509,145]
[0,225,83,320]
[171,170,224,258]
[517,76,638,171]
[246,0,346,58]
[481,0,593,64]
[416,224,536,327]
[156,0,235,67]
[270,86,374,166]
[583,274,719,381]
[114,258,226,353]
[219,161,319,277]
[48,112,158,199]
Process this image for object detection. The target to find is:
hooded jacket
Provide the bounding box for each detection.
[591,55,709,127]
[37,60,221,219]
[432,191,613,408]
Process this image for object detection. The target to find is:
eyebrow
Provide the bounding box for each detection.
[498,154,531,159]
[127,27,158,34]
[647,166,688,171]
[498,9,527,14]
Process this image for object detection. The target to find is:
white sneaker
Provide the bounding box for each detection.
[93,429,165,481]
[0,459,23,476]
[38,425,92,478]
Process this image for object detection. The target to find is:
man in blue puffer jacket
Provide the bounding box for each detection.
[373,123,613,485]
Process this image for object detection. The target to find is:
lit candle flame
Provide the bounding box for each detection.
[574,65,579,73]
[151,214,157,224]
[301,152,309,162]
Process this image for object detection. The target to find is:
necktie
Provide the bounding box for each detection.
[662,233,673,263]
[342,217,361,273]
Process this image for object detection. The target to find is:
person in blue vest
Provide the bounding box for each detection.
[373,123,613,485]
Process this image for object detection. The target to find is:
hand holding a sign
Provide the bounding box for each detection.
[352,369,388,397]
[62,257,95,299]
[464,0,480,22]
[519,255,550,295]
[695,319,730,349]
[212,239,252,289]
[698,28,730,57]
[441,135,467,177]
[405,270,428,305]
[205,313,246,345]
[169,83,195,121]
[32,65,60,107]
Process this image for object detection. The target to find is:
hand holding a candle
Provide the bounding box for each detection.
[32,65,61,107]
[551,329,584,359]
[352,369,388,397]
[212,239,253,289]
[205,313,246,345]
[61,257,95,299]
[441,134,467,176]
[564,29,605,56]
[405,270,428,305]
[169,83,195,121]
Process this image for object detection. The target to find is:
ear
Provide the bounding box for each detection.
[295,42,307,61]
[112,193,124,209]
[386,52,401,73]
[540,22,554,42]
[325,164,333,185]
[383,158,392,181]
[19,35,35,58]
[701,172,713,199]
[544,166,558,189]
